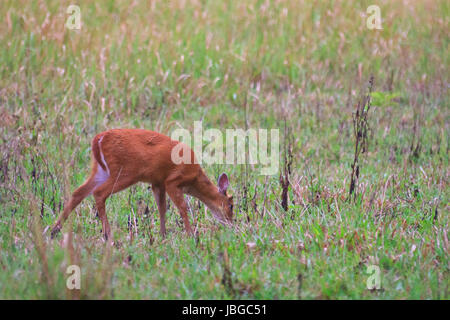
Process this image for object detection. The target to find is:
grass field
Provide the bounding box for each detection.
[0,0,448,299]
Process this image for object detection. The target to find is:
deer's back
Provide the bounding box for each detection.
[94,129,198,184]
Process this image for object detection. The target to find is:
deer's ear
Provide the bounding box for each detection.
[218,173,229,194]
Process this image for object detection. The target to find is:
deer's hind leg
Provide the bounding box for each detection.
[92,172,137,240]
[51,163,101,238]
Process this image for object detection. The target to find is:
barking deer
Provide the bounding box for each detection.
[50,129,233,240]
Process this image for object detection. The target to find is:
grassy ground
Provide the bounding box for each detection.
[0,0,448,299]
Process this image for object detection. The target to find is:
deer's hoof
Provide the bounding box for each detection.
[50,226,61,239]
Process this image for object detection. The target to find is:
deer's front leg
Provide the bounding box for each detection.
[165,183,193,235]
[152,185,167,237]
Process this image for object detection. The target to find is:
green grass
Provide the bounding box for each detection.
[0,0,448,299]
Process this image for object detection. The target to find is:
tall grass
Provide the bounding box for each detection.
[0,0,448,299]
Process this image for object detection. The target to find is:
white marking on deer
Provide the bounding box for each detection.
[98,136,110,175]
[91,136,110,193]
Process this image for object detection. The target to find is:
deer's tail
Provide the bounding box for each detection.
[92,133,108,173]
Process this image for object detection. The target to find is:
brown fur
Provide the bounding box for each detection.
[50,129,233,240]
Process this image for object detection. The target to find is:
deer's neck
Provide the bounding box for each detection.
[189,171,222,213]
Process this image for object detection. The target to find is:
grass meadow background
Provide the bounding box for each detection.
[0,0,448,299]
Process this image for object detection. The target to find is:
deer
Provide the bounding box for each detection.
[50,128,234,240]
